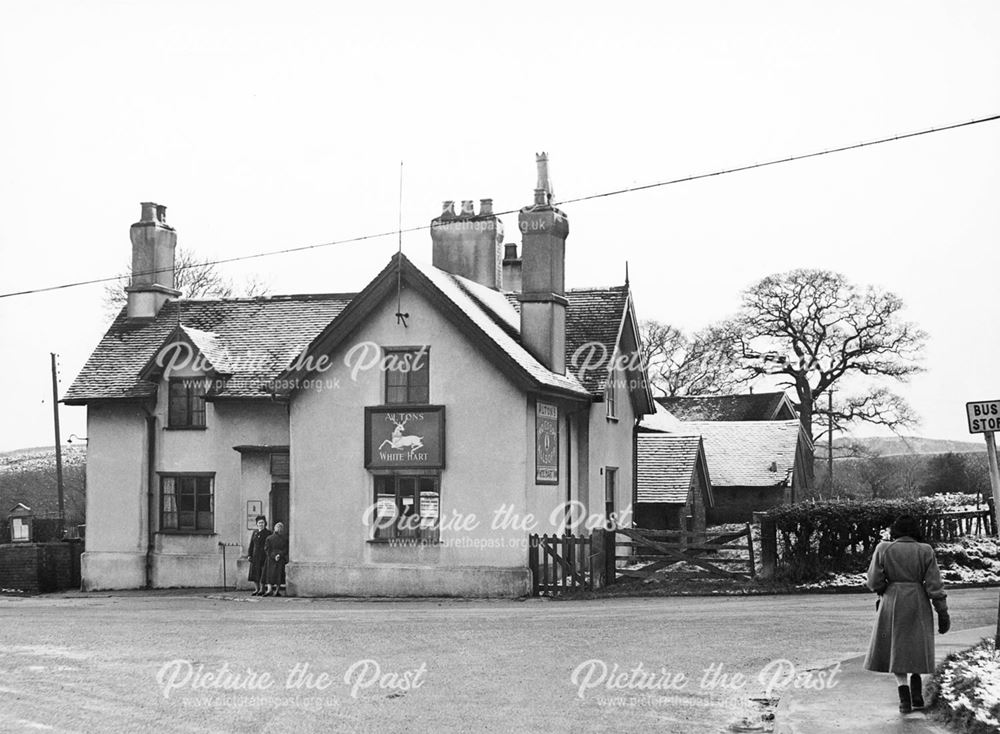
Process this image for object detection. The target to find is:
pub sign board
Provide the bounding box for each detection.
[967,400,1000,434]
[365,406,445,469]
[535,400,559,485]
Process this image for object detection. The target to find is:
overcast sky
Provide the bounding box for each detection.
[1,2,998,452]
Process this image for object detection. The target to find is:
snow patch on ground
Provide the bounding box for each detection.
[934,637,1000,732]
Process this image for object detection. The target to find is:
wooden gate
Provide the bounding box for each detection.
[608,524,756,583]
[528,533,598,596]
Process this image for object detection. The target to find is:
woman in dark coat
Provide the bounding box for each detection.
[863,515,950,713]
[263,521,289,597]
[247,515,271,596]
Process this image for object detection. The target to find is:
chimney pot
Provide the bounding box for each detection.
[441,201,456,218]
[503,243,519,261]
[140,202,158,223]
[479,198,493,216]
[460,200,475,217]
[156,204,167,224]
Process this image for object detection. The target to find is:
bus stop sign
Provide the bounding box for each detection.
[967,400,1000,433]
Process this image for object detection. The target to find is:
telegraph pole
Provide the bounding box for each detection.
[828,389,834,491]
[50,353,65,534]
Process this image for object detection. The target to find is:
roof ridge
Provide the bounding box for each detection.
[174,292,358,304]
[566,285,627,294]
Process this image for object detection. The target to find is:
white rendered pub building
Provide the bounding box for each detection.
[65,156,653,596]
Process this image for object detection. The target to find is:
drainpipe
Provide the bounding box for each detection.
[565,413,572,532]
[144,410,157,589]
[633,417,639,524]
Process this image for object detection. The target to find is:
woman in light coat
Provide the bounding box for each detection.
[863,515,950,713]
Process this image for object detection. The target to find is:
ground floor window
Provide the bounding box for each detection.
[161,474,214,532]
[372,474,440,542]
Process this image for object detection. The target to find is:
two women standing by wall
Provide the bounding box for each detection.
[247,516,289,597]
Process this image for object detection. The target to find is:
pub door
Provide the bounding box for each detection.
[270,482,289,531]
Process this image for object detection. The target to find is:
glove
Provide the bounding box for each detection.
[938,611,950,634]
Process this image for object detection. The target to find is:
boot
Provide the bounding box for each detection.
[898,685,912,714]
[910,675,924,709]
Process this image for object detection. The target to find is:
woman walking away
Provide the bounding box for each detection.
[247,515,271,596]
[263,522,289,597]
[863,515,950,713]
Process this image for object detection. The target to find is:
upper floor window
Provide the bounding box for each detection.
[605,379,617,420]
[384,348,429,405]
[168,378,206,428]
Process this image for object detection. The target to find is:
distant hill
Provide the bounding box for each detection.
[0,445,86,526]
[832,436,982,458]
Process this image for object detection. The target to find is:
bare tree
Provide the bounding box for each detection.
[727,269,926,485]
[639,320,745,397]
[104,247,270,317]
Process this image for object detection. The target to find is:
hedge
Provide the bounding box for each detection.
[759,494,988,582]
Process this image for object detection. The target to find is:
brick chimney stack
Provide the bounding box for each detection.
[126,202,180,320]
[517,153,568,374]
[431,198,504,290]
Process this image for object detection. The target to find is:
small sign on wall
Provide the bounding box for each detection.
[246,500,263,530]
[536,400,559,485]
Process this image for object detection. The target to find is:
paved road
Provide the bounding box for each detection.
[1,588,997,733]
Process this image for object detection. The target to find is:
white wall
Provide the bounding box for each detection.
[288,285,536,595]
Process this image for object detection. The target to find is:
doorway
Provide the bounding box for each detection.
[270,482,289,531]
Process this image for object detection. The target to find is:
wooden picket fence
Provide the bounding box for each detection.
[528,533,601,596]
[917,509,995,542]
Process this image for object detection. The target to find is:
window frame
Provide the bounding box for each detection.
[167,377,207,429]
[383,347,430,406]
[11,517,30,542]
[605,377,617,420]
[369,471,441,543]
[159,473,216,534]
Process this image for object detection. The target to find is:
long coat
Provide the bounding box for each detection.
[863,537,947,674]
[247,527,271,582]
[263,531,289,586]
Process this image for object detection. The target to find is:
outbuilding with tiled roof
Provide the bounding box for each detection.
[635,434,713,534]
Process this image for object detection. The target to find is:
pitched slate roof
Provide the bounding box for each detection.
[656,392,795,421]
[679,420,802,487]
[503,286,630,394]
[414,259,589,396]
[67,255,641,405]
[637,434,705,503]
[63,295,354,403]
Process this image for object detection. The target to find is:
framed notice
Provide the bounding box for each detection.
[365,406,445,469]
[246,500,263,530]
[535,400,559,485]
